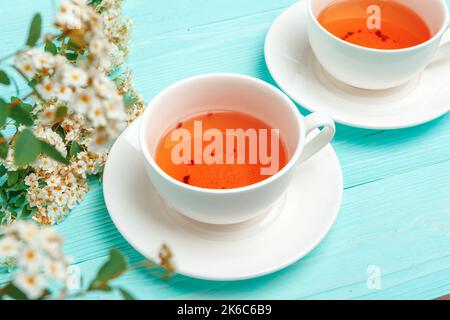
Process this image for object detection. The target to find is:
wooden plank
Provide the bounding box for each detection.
[3,159,449,299]
[0,0,450,300]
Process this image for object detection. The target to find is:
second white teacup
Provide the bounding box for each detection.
[307,0,450,90]
[139,74,335,225]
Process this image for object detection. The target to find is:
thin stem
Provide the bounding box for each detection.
[11,65,44,102]
[10,77,20,97]
[0,51,22,65]
[0,33,63,65]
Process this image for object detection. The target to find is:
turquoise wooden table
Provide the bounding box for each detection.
[1,0,450,300]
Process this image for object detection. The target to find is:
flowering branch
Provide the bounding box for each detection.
[0,0,173,300]
[0,220,174,300]
[0,0,144,225]
[0,221,131,300]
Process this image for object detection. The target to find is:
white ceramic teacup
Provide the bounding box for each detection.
[139,74,335,225]
[307,0,450,90]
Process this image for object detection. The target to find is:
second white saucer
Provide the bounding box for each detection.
[264,0,450,129]
[103,118,343,281]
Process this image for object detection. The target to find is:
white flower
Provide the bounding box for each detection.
[54,192,69,206]
[1,221,70,298]
[91,72,115,98]
[33,127,67,159]
[56,85,73,102]
[53,55,69,72]
[45,131,67,157]
[65,129,81,142]
[24,173,39,188]
[14,54,36,78]
[64,172,78,188]
[46,133,59,147]
[0,236,19,258]
[16,221,39,243]
[39,227,63,256]
[103,97,125,120]
[75,188,87,201]
[71,159,87,176]
[27,188,41,206]
[32,51,55,71]
[0,148,18,171]
[62,66,88,88]
[14,272,47,299]
[19,247,42,272]
[88,105,107,127]
[87,128,109,152]
[45,175,61,187]
[69,89,99,114]
[66,190,79,209]
[45,260,67,281]
[56,1,82,30]
[36,78,57,100]
[89,37,108,57]
[35,156,58,173]
[47,204,61,222]
[42,186,56,202]
[33,125,45,137]
[71,0,87,6]
[37,104,58,125]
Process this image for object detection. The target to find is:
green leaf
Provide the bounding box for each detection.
[118,288,136,300]
[65,52,79,61]
[0,142,8,159]
[26,13,42,47]
[96,249,127,282]
[14,129,41,167]
[66,39,80,50]
[0,70,10,85]
[7,171,18,187]
[10,104,34,126]
[94,284,113,292]
[19,102,33,113]
[17,168,29,178]
[21,205,34,219]
[69,141,81,158]
[0,189,8,204]
[0,132,8,160]
[0,164,7,177]
[40,141,69,165]
[6,206,17,218]
[55,106,67,118]
[0,98,9,127]
[44,40,58,55]
[7,182,27,192]
[123,93,132,108]
[54,125,65,140]
[28,79,37,89]
[2,283,28,300]
[14,194,26,207]
[90,249,127,290]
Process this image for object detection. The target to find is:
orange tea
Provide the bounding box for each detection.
[317,0,431,49]
[155,110,288,189]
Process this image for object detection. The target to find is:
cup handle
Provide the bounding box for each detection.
[299,112,336,164]
[427,21,450,66]
[439,20,450,47]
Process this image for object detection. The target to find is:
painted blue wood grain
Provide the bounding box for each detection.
[1,0,450,300]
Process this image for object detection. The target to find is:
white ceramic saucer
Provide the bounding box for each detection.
[265,0,450,129]
[103,119,343,280]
